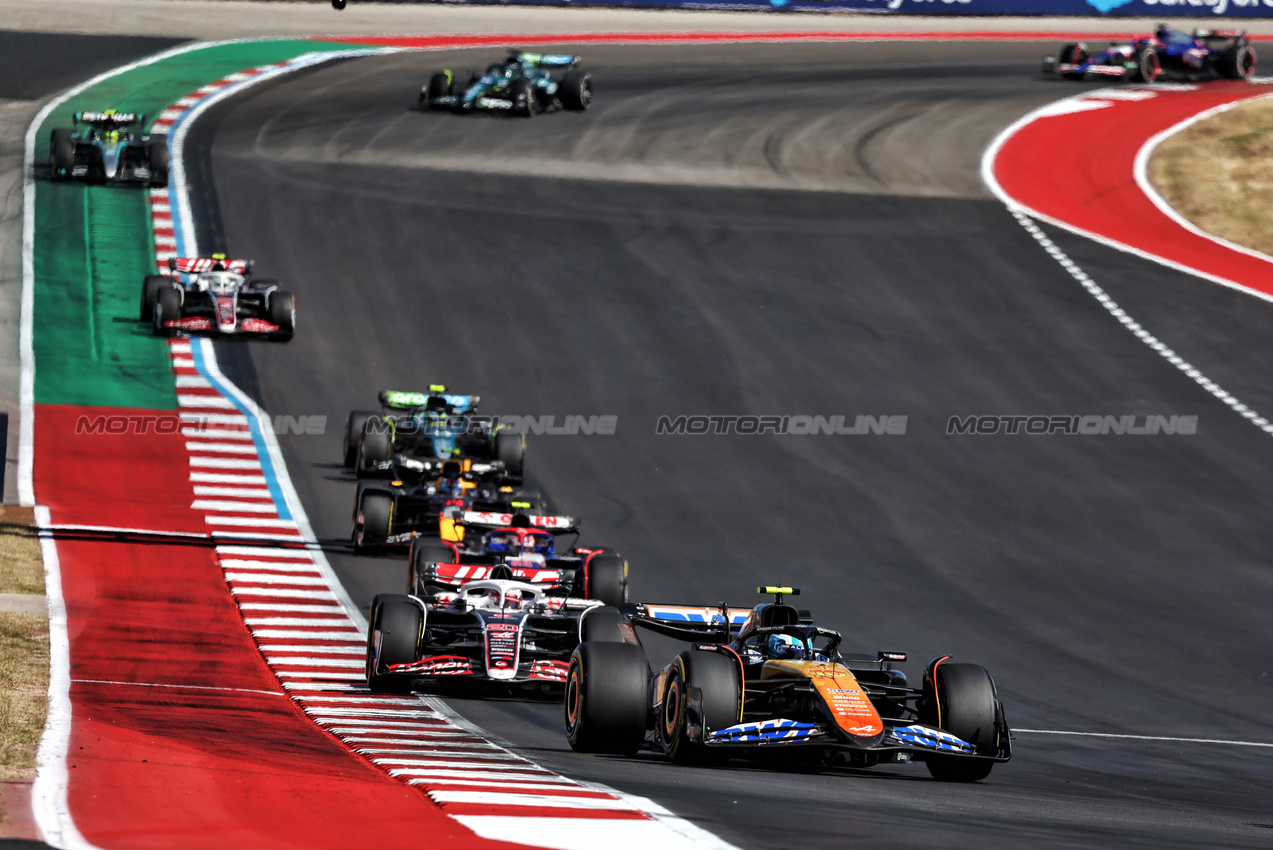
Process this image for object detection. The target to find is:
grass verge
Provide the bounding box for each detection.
[0,506,48,796]
[0,507,43,596]
[1150,96,1273,257]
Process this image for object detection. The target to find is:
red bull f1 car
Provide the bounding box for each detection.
[564,588,1012,782]
[351,461,538,552]
[49,110,168,186]
[407,512,629,608]
[365,581,627,694]
[1043,26,1257,83]
[141,256,295,340]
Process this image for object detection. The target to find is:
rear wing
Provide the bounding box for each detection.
[378,389,477,412]
[624,604,752,643]
[516,51,579,68]
[642,604,752,627]
[1194,28,1244,39]
[168,257,251,275]
[460,511,577,532]
[75,110,142,127]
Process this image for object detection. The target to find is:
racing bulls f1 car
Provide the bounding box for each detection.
[365,581,626,694]
[564,588,1012,782]
[48,110,168,186]
[406,511,629,608]
[419,51,592,117]
[141,256,295,340]
[1043,26,1257,83]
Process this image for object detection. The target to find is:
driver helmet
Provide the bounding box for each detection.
[767,633,805,660]
[466,586,501,610]
[485,531,516,553]
[523,532,553,557]
[504,588,531,609]
[413,409,446,433]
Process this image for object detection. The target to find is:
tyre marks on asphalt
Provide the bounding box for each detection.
[150,56,737,850]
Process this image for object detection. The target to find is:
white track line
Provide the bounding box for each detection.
[1015,729,1273,748]
[982,96,1273,437]
[982,86,1273,307]
[29,506,93,850]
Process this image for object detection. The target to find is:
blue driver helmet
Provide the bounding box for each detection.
[524,532,554,557]
[485,531,517,553]
[767,633,805,660]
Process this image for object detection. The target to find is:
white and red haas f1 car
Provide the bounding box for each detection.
[140,255,295,340]
[406,511,629,608]
[365,581,629,694]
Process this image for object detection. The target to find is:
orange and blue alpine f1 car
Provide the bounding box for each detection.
[564,588,1012,781]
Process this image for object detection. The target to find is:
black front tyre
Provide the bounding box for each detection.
[1131,49,1161,84]
[1058,43,1088,79]
[153,285,181,337]
[140,275,169,322]
[558,71,592,110]
[661,649,740,764]
[366,594,420,693]
[511,79,536,117]
[356,490,393,550]
[266,289,295,340]
[422,72,451,110]
[920,660,999,782]
[343,410,377,468]
[495,429,524,480]
[147,139,169,187]
[564,641,649,754]
[579,605,628,643]
[582,554,627,607]
[408,538,458,595]
[50,129,74,179]
[1219,43,1257,80]
[358,418,393,471]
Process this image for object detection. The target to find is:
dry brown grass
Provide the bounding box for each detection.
[0,612,48,781]
[0,507,48,784]
[0,508,42,596]
[1150,95,1273,257]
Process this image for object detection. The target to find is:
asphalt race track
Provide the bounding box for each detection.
[184,42,1273,848]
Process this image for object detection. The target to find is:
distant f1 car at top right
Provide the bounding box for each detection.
[418,51,592,117]
[1043,25,1257,83]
